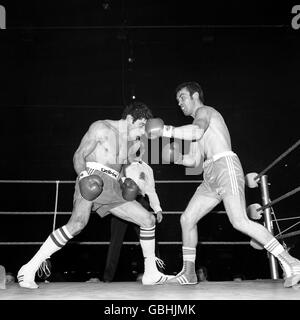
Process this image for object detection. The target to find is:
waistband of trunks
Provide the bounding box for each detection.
[203,151,237,168]
[86,162,120,180]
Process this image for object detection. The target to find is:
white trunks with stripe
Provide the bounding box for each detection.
[86,162,120,180]
[198,151,245,200]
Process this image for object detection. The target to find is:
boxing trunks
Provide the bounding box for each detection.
[196,151,245,201]
[74,162,127,217]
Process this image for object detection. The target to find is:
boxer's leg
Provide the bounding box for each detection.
[18,196,92,289]
[169,189,220,285]
[221,155,300,287]
[111,201,174,285]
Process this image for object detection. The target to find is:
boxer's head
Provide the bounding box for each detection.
[122,101,153,141]
[176,82,204,116]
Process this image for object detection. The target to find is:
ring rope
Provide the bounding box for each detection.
[272,216,300,222]
[0,180,74,184]
[0,210,227,215]
[264,200,300,241]
[277,230,300,240]
[0,179,202,184]
[256,186,300,212]
[275,220,300,239]
[0,241,250,246]
[271,207,284,240]
[255,138,300,180]
[1,173,299,248]
[269,204,300,241]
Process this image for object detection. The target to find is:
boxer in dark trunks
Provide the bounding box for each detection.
[17,101,173,289]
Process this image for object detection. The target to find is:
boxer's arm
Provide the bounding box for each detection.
[146,108,210,141]
[163,141,201,167]
[170,124,204,141]
[73,122,103,175]
[180,141,203,167]
[172,108,210,141]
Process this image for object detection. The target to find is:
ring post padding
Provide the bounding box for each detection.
[247,203,263,220]
[245,172,259,188]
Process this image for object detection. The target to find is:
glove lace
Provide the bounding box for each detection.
[155,257,166,270]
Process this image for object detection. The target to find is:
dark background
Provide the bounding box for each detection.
[0,0,299,282]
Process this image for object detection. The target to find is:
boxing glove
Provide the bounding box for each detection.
[145,118,174,139]
[162,142,182,164]
[78,171,104,201]
[121,177,139,201]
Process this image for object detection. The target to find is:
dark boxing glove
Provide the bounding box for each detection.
[78,170,104,201]
[121,177,139,201]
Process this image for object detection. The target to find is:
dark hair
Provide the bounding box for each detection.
[175,82,204,103]
[122,101,153,122]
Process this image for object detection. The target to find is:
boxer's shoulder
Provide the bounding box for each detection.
[89,120,117,136]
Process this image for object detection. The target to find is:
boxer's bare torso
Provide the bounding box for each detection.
[192,105,232,160]
[73,119,144,175]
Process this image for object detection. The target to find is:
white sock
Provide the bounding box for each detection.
[264,238,294,277]
[182,247,196,274]
[264,238,285,257]
[140,226,156,258]
[182,246,196,263]
[26,225,73,271]
[140,226,157,274]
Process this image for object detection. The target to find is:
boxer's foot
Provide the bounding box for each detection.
[17,264,38,289]
[142,271,174,285]
[167,271,198,285]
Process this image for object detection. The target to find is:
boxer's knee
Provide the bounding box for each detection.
[180,213,195,230]
[230,216,250,233]
[140,212,156,228]
[67,199,92,235]
[66,217,89,236]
